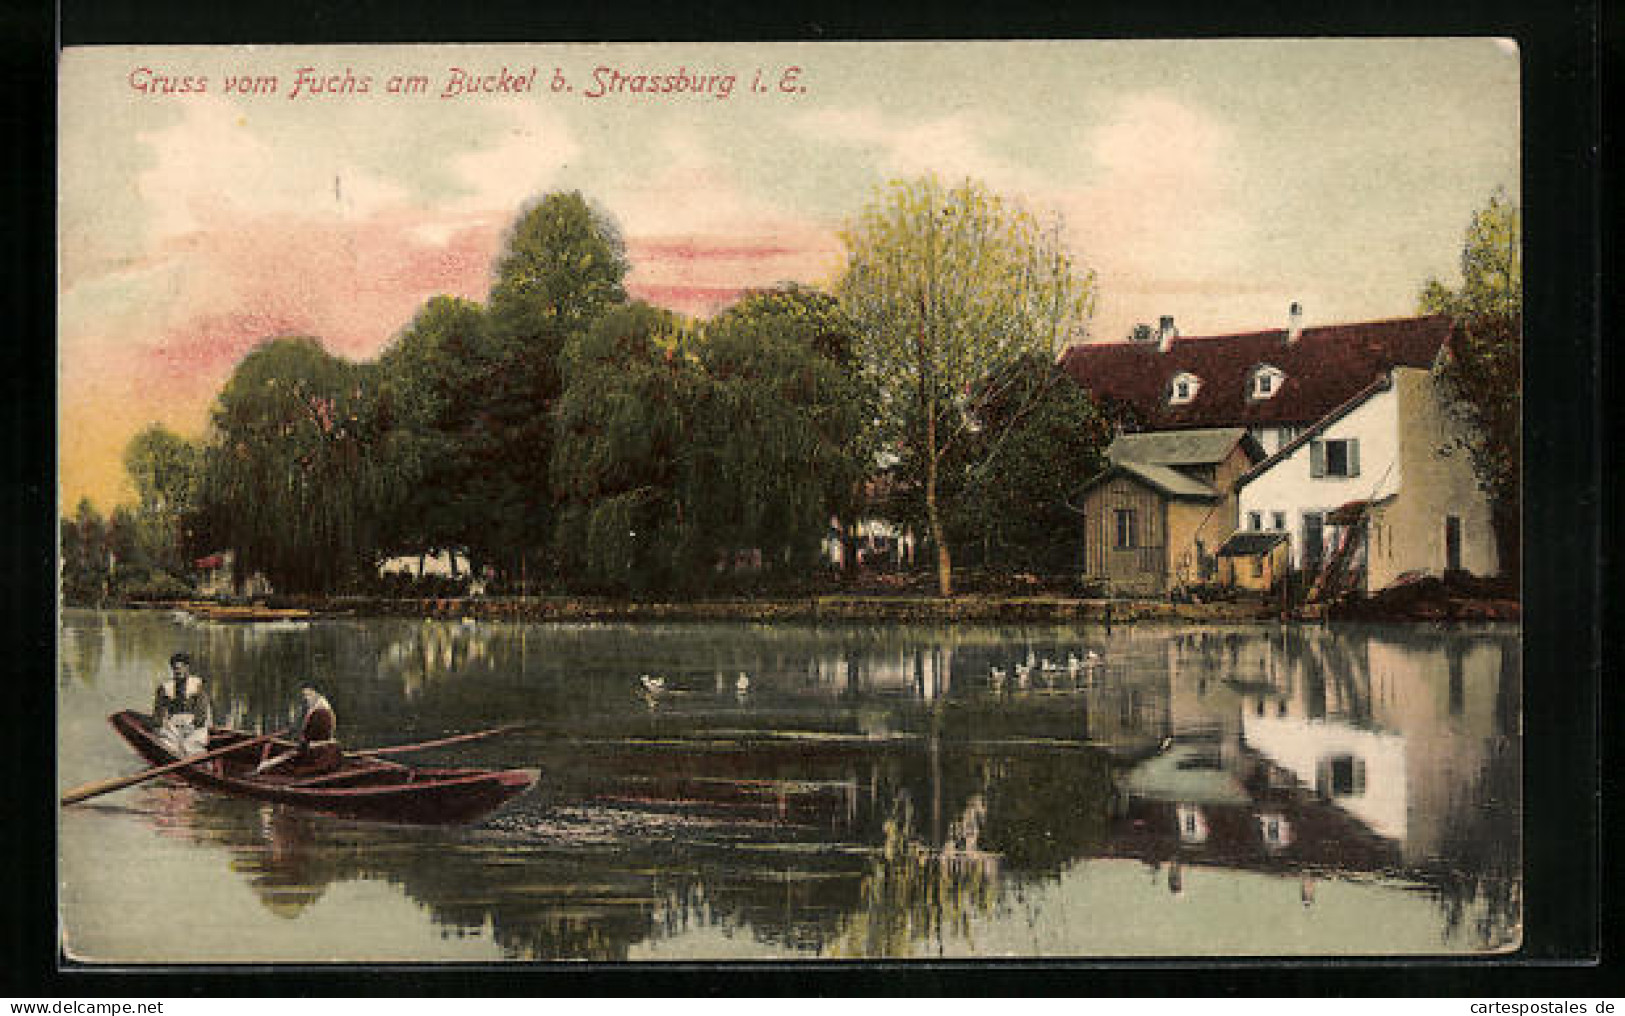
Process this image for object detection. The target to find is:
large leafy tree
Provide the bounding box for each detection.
[197,337,395,593]
[946,354,1114,575]
[551,303,700,593]
[690,286,871,578]
[1419,190,1521,579]
[122,423,201,574]
[375,295,497,568]
[479,192,631,582]
[836,176,1096,595]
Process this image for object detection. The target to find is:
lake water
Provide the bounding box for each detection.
[57,609,1520,962]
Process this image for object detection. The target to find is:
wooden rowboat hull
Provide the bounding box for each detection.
[108,711,538,825]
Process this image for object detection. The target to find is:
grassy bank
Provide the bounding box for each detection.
[224,593,1278,624]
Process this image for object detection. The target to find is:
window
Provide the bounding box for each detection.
[1113,509,1138,550]
[1251,556,1265,578]
[1175,804,1209,844]
[1303,511,1325,570]
[1247,511,1262,531]
[1310,437,1361,478]
[1248,365,1285,400]
[1316,755,1367,798]
[1272,511,1286,530]
[1167,372,1201,405]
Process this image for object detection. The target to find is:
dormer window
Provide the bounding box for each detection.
[1248,364,1285,400]
[1168,372,1201,405]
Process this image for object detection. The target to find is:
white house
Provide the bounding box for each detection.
[1233,366,1498,591]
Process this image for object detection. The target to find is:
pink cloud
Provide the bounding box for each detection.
[626,283,751,318]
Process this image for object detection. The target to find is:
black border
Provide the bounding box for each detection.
[6,0,1608,997]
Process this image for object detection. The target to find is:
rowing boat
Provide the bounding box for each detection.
[107,710,539,825]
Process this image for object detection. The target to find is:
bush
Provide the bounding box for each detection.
[118,570,194,602]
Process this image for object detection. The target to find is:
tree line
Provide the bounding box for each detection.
[64,180,1115,601]
[61,181,1520,602]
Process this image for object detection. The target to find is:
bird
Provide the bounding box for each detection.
[989,666,1007,689]
[1041,657,1062,673]
[639,674,666,695]
[736,671,751,694]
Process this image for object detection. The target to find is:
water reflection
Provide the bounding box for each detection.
[60,611,1520,958]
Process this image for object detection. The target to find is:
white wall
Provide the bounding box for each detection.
[379,551,471,579]
[1247,424,1305,457]
[1239,384,1401,569]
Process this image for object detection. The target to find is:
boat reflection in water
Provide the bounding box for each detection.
[63,612,1520,959]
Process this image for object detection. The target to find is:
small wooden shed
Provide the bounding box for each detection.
[1216,531,1290,592]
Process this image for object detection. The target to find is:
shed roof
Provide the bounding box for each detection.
[1217,531,1289,557]
[1078,460,1221,501]
[1108,427,1252,466]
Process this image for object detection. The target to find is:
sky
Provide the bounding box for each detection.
[58,40,1520,510]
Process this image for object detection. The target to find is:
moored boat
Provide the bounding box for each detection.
[107,710,538,825]
[186,605,315,623]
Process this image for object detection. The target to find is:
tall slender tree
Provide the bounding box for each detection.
[122,423,201,574]
[836,176,1096,595]
[478,192,631,583]
[1419,190,1521,580]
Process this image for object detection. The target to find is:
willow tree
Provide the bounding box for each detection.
[198,337,395,593]
[687,286,870,579]
[836,176,1096,595]
[1419,190,1521,579]
[550,302,700,593]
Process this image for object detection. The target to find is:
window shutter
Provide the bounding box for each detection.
[1309,440,1325,478]
[1348,439,1361,477]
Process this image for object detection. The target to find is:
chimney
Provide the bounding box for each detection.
[1287,302,1303,343]
[1157,315,1177,353]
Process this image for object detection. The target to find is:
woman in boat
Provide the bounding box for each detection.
[152,652,212,758]
[255,687,342,777]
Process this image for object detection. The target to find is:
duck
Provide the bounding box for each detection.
[1041,657,1062,673]
[736,672,751,694]
[639,674,666,695]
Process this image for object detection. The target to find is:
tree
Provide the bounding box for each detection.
[1419,190,1521,579]
[550,303,699,593]
[478,192,631,582]
[60,498,109,606]
[690,286,871,579]
[197,337,395,593]
[836,176,1097,595]
[947,354,1114,575]
[375,295,497,567]
[122,423,200,574]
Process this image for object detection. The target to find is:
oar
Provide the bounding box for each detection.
[61,731,287,806]
[348,722,533,758]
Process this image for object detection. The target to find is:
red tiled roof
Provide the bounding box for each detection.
[1059,314,1452,430]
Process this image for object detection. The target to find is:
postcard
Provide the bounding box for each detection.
[58,40,1522,962]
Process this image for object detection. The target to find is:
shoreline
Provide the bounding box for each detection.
[112,592,1520,625]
